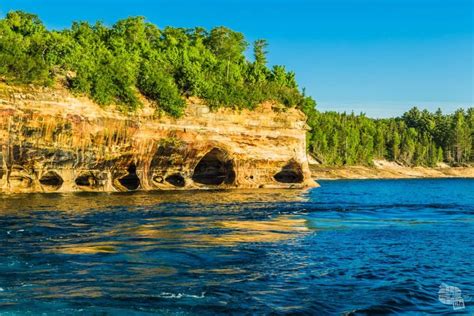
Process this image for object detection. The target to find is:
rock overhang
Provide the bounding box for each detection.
[0,84,318,193]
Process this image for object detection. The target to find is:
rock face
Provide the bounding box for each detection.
[0,83,317,193]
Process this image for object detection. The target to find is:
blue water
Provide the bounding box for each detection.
[0,179,473,314]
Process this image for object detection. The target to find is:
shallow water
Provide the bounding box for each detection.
[0,179,473,314]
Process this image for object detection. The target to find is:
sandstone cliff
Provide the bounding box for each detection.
[0,83,317,193]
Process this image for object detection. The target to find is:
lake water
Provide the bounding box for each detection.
[0,179,473,314]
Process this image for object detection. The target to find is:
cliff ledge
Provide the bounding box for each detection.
[0,83,317,193]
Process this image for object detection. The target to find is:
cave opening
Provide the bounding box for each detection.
[39,171,63,190]
[165,173,186,187]
[118,164,140,191]
[75,173,97,187]
[274,161,304,183]
[192,148,235,185]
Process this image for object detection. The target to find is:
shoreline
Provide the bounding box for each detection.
[310,164,474,180]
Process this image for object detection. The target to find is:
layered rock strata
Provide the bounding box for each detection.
[0,83,317,193]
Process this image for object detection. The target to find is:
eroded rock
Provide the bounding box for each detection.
[0,83,318,193]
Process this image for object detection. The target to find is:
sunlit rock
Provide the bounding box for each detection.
[0,83,318,193]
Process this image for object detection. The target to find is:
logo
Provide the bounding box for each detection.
[438,283,466,310]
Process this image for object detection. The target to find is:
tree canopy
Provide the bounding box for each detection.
[308,108,474,167]
[0,11,311,115]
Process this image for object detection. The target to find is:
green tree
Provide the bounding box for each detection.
[138,60,185,117]
[451,109,472,164]
[0,11,51,84]
[205,27,247,81]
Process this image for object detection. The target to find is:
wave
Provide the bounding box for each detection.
[157,292,206,299]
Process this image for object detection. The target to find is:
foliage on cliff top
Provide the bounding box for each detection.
[0,10,315,118]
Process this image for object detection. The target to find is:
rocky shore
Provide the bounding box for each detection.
[0,83,317,193]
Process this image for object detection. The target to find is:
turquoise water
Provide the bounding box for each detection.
[0,179,473,314]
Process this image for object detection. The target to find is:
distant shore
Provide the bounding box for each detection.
[310,160,474,180]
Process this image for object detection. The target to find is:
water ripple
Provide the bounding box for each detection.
[0,179,473,314]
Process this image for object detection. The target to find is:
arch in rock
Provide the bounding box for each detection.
[273,160,304,183]
[75,172,101,189]
[165,173,186,187]
[117,163,141,191]
[192,148,235,186]
[39,171,63,191]
[75,173,95,187]
[8,167,33,189]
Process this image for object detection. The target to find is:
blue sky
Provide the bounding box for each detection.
[1,0,472,117]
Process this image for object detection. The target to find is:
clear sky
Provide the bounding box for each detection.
[1,0,473,117]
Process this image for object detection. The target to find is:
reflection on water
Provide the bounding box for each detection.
[0,189,308,214]
[50,242,118,255]
[1,179,473,314]
[47,215,310,255]
[213,217,309,244]
[0,189,312,256]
